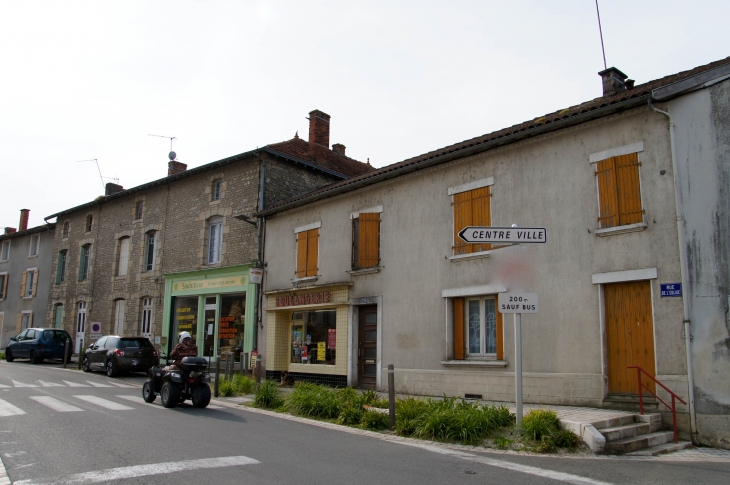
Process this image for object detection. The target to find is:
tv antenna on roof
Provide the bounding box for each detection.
[595,0,608,70]
[148,134,177,161]
[76,158,106,191]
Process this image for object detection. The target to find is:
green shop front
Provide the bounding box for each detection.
[162,265,258,361]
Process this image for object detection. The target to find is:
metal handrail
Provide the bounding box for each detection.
[628,365,687,444]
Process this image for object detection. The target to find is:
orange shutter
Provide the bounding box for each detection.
[296,232,307,278]
[32,270,38,297]
[615,153,643,225]
[453,298,465,360]
[453,191,472,255]
[471,187,491,252]
[306,229,319,277]
[496,303,503,360]
[16,314,22,333]
[596,157,619,228]
[358,213,380,268]
[20,271,27,298]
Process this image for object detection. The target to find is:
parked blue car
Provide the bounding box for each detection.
[5,328,74,364]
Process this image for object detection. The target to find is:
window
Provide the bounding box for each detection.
[141,297,153,337]
[22,269,37,298]
[452,185,491,255]
[212,180,222,201]
[56,250,67,284]
[95,337,108,349]
[595,152,643,228]
[207,219,222,264]
[29,234,40,256]
[144,232,156,271]
[352,213,380,270]
[0,273,7,299]
[62,222,70,239]
[76,302,87,338]
[85,214,93,232]
[135,200,144,220]
[79,244,91,281]
[114,299,126,335]
[21,312,33,330]
[290,309,337,365]
[117,237,130,276]
[1,240,10,261]
[54,304,64,329]
[453,296,503,360]
[296,228,319,278]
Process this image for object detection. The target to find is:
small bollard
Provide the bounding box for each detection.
[388,364,396,429]
[214,353,221,397]
[76,339,84,370]
[242,352,249,376]
[226,352,234,378]
[63,339,70,369]
[255,360,262,384]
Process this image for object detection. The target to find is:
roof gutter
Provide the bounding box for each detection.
[257,94,651,217]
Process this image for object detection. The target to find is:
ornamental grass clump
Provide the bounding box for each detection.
[232,374,254,395]
[521,409,560,441]
[253,379,282,408]
[361,409,390,430]
[218,377,235,397]
[285,382,341,419]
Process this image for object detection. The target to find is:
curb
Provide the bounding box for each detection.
[0,454,10,485]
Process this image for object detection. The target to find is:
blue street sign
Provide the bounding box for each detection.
[660,283,682,297]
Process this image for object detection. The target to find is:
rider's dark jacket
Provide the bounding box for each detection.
[170,339,198,368]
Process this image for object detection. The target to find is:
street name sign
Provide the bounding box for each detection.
[458,227,546,244]
[498,292,538,314]
[660,283,682,297]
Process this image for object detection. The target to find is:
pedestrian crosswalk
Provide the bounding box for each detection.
[0,379,139,389]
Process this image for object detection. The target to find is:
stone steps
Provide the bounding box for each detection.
[625,441,693,456]
[606,430,676,454]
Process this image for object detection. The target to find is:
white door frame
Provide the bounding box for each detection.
[76,302,87,353]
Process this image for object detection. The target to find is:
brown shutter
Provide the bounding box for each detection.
[306,229,319,277]
[296,232,307,278]
[29,313,34,328]
[496,303,503,361]
[471,187,491,252]
[15,314,22,333]
[453,191,472,255]
[358,213,380,268]
[615,153,643,225]
[596,157,619,228]
[1,273,7,300]
[32,270,38,297]
[453,297,465,360]
[20,271,27,298]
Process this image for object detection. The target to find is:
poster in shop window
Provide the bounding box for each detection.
[317,342,326,361]
[327,328,336,349]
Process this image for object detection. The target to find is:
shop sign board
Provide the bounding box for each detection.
[498,293,538,313]
[660,283,682,297]
[90,322,102,340]
[458,227,546,244]
[249,267,263,285]
[276,292,331,307]
[173,275,247,292]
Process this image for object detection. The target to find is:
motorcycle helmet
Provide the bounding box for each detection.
[179,331,192,344]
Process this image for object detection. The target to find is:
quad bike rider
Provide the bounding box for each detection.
[142,331,212,408]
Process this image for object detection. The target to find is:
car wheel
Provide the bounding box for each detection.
[5,350,14,362]
[106,360,118,377]
[192,384,211,408]
[142,380,156,403]
[161,382,181,408]
[82,357,92,373]
[29,351,41,365]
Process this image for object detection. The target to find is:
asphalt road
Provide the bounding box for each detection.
[1,359,729,485]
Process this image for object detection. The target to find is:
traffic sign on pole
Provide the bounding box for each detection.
[498,292,538,314]
[458,226,546,244]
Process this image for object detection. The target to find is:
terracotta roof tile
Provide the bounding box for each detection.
[266,137,374,177]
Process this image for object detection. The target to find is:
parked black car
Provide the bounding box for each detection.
[82,336,158,377]
[5,328,74,364]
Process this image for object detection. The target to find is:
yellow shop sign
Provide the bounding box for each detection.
[173,275,247,292]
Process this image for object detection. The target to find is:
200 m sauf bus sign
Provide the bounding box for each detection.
[458,227,547,244]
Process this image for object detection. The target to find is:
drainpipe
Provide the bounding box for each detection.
[253,154,267,352]
[648,98,697,438]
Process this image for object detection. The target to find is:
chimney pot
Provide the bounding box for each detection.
[168,160,188,177]
[105,183,124,196]
[598,67,629,97]
[4,227,17,234]
[308,109,331,150]
[19,209,30,231]
[332,143,346,156]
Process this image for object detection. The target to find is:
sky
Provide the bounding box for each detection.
[1,0,728,228]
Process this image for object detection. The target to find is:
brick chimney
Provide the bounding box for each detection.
[598,67,631,97]
[332,143,346,156]
[105,183,124,196]
[4,227,17,234]
[19,209,29,231]
[308,110,331,149]
[168,160,187,176]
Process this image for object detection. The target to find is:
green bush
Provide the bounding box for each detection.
[536,435,557,453]
[521,409,560,441]
[232,374,254,395]
[0,352,5,360]
[285,382,341,419]
[362,410,390,430]
[549,429,581,449]
[218,378,235,397]
[253,379,282,408]
[493,435,512,450]
[337,405,364,426]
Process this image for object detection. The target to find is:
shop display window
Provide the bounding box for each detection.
[219,293,246,361]
[172,296,199,347]
[291,309,336,365]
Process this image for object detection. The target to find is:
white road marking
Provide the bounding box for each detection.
[14,455,260,484]
[115,395,160,408]
[62,381,90,387]
[108,381,137,388]
[0,384,11,388]
[86,381,113,388]
[12,381,38,388]
[38,381,65,388]
[29,396,83,413]
[400,442,613,485]
[73,396,134,411]
[0,399,26,417]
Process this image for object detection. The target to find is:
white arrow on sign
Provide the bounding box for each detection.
[458,226,546,244]
[498,292,538,314]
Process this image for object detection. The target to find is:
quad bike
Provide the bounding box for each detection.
[142,356,212,408]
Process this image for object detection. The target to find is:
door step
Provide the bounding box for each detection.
[602,395,659,413]
[625,441,692,456]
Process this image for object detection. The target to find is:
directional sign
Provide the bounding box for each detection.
[498,292,538,314]
[458,227,546,244]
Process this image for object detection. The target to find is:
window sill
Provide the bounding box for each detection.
[209,200,222,206]
[347,267,380,276]
[595,222,648,237]
[292,276,318,287]
[448,250,493,263]
[441,360,507,368]
[22,296,34,300]
[28,255,38,259]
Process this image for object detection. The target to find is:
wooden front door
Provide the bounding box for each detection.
[605,281,656,395]
[358,305,378,389]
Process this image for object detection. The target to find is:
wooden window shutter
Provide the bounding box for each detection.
[29,313,34,328]
[453,297,465,360]
[358,213,380,268]
[296,232,307,278]
[496,303,503,360]
[16,314,22,333]
[32,270,38,297]
[306,229,319,277]
[471,187,491,252]
[615,153,643,225]
[453,191,472,255]
[596,157,619,228]
[20,271,27,298]
[2,274,7,299]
